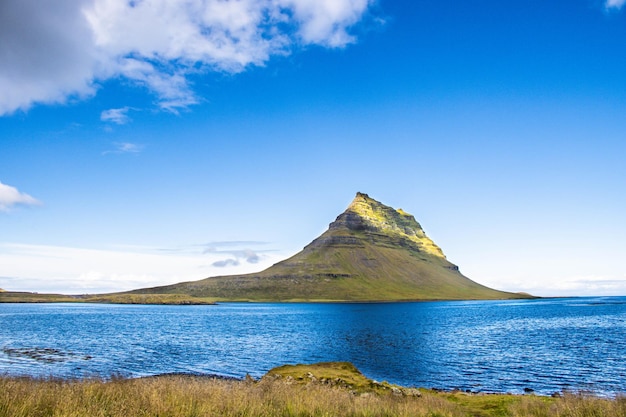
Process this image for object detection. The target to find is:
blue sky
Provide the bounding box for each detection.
[1,0,625,296]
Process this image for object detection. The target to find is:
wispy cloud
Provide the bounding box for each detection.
[0,0,375,116]
[100,106,134,124]
[606,0,626,9]
[0,242,287,294]
[0,181,41,211]
[102,142,144,155]
[202,241,269,249]
[212,259,240,267]
[491,274,626,297]
[202,241,267,267]
[211,250,261,267]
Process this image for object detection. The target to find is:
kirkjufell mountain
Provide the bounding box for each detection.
[130,193,530,301]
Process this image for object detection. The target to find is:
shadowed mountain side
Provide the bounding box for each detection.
[129,193,531,302]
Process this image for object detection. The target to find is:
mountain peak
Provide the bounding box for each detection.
[331,192,445,258]
[129,192,531,301]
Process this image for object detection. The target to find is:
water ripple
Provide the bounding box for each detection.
[0,298,625,395]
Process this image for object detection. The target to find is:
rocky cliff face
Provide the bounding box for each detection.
[326,192,446,258]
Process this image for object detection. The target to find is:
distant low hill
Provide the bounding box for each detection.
[129,193,532,302]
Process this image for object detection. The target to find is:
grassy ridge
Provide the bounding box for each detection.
[0,291,215,305]
[0,291,80,303]
[1,371,624,417]
[79,293,215,305]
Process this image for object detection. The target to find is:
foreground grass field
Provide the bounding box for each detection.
[1,362,625,417]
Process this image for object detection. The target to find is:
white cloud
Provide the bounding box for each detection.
[0,181,41,211]
[116,142,143,153]
[0,0,98,115]
[0,0,373,115]
[606,0,626,9]
[0,242,287,294]
[102,142,144,155]
[277,0,371,46]
[100,106,133,124]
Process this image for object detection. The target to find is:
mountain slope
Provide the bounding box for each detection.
[130,193,530,301]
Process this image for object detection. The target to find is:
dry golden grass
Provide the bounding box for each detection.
[0,375,624,417]
[509,393,626,417]
[0,375,456,417]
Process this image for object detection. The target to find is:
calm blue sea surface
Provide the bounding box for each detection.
[1,297,625,395]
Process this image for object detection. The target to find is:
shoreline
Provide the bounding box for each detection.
[1,363,624,417]
[0,289,549,304]
[1,362,622,399]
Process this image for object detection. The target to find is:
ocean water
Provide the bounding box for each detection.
[1,297,625,395]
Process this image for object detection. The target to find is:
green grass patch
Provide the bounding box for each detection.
[265,361,421,396]
[83,293,216,305]
[0,291,80,303]
[0,291,216,305]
